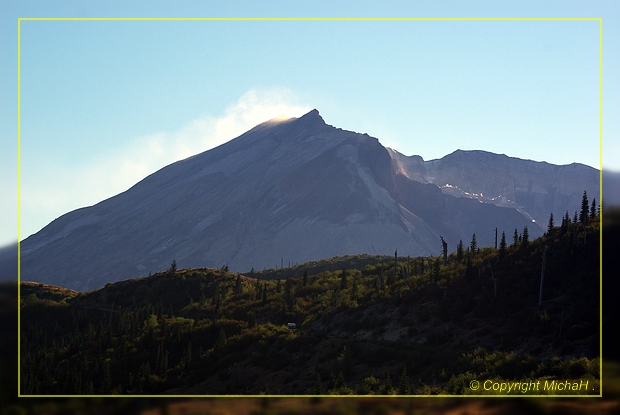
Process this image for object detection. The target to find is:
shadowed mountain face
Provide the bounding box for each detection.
[21,110,597,291]
[389,148,600,231]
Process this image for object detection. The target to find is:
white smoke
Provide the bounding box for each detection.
[19,87,312,241]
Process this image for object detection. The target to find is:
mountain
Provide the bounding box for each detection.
[388,148,599,231]
[20,110,598,291]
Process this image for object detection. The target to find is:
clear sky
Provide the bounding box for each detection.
[1,1,618,247]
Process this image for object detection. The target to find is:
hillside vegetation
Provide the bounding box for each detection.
[20,209,600,395]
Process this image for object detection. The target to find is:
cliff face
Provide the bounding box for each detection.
[21,110,595,291]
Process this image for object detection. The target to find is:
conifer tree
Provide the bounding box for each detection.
[303,270,308,286]
[398,367,410,395]
[235,274,242,294]
[547,212,554,236]
[394,250,398,283]
[470,233,477,253]
[340,269,348,290]
[561,211,570,235]
[590,198,597,219]
[513,229,519,247]
[580,191,589,224]
[333,372,346,390]
[522,226,529,247]
[382,374,394,395]
[457,240,464,263]
[499,231,507,260]
[440,236,448,265]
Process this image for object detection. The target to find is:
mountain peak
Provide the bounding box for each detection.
[297,108,325,125]
[20,109,599,292]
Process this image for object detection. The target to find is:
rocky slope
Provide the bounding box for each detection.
[388,148,599,232]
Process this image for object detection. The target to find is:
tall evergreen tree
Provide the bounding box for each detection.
[235,274,242,294]
[561,211,570,235]
[440,236,448,265]
[470,233,477,253]
[522,226,529,247]
[547,212,555,236]
[394,250,398,283]
[513,229,519,248]
[457,239,464,263]
[590,198,597,219]
[340,269,348,290]
[580,191,589,224]
[499,231,507,260]
[303,270,308,286]
[255,275,261,300]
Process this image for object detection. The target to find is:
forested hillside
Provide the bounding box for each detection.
[20,204,600,395]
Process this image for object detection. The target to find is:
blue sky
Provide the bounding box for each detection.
[1,1,618,247]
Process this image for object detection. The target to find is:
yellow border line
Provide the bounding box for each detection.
[598,18,603,398]
[17,17,21,398]
[17,16,603,399]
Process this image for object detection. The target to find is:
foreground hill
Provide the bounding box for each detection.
[20,211,600,395]
[20,109,599,292]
